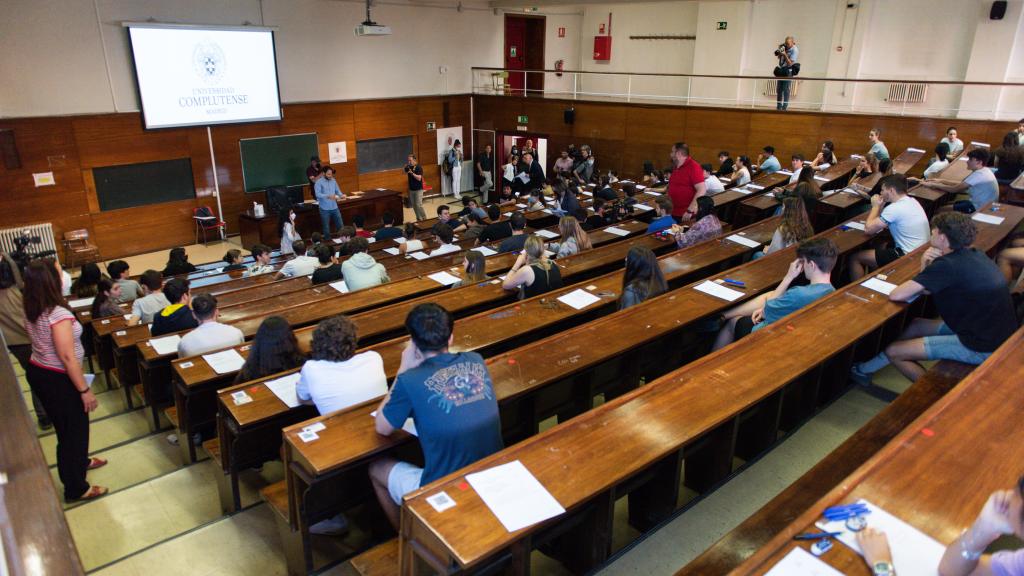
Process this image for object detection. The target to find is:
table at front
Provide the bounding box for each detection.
[237,188,404,248]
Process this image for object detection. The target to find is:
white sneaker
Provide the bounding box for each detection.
[309,514,349,536]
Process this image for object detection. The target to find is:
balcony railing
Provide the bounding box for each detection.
[472,67,1024,120]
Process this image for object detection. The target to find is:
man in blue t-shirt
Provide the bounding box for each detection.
[713,237,837,350]
[647,196,676,235]
[369,303,503,528]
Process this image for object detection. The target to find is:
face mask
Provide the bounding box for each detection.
[290,213,296,221]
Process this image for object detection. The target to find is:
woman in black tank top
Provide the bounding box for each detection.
[501,235,563,299]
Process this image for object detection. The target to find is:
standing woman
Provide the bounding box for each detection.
[279,209,301,255]
[619,246,667,310]
[23,260,107,501]
[502,153,517,192]
[502,236,564,299]
[448,139,464,200]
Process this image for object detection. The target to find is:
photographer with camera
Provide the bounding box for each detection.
[405,154,426,221]
[774,36,799,111]
[0,253,51,430]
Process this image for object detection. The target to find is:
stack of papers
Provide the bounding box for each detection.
[427,271,461,286]
[535,229,559,239]
[149,335,182,355]
[203,349,246,375]
[465,460,565,532]
[557,289,602,310]
[972,212,1004,225]
[861,276,897,295]
[694,280,744,302]
[264,373,302,408]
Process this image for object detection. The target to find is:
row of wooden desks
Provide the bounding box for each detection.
[394,203,1023,575]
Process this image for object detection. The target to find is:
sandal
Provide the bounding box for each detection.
[75,486,108,501]
[87,457,108,470]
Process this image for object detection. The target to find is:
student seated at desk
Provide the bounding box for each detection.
[849,174,930,279]
[526,188,546,211]
[498,213,529,253]
[553,181,582,217]
[279,209,301,256]
[177,293,243,357]
[595,175,618,201]
[90,278,122,319]
[787,155,805,184]
[457,197,488,221]
[476,204,512,245]
[461,212,485,241]
[996,238,1024,291]
[150,278,197,337]
[755,145,782,175]
[623,183,639,208]
[810,140,837,170]
[757,196,814,259]
[341,237,389,291]
[401,224,459,258]
[672,196,722,248]
[729,155,752,187]
[234,316,305,384]
[583,198,610,231]
[713,238,837,350]
[310,245,342,285]
[373,212,404,241]
[106,260,143,304]
[920,148,999,213]
[306,232,323,256]
[715,151,735,178]
[352,214,373,239]
[994,130,1024,186]
[369,303,502,529]
[69,263,103,299]
[867,127,890,163]
[162,247,197,277]
[851,212,1017,383]
[921,142,951,180]
[275,240,318,279]
[856,473,1024,576]
[129,270,169,325]
[647,196,676,235]
[451,250,488,289]
[619,246,667,310]
[703,163,725,194]
[503,236,563,299]
[436,205,466,234]
[335,226,357,257]
[940,125,964,157]
[548,216,592,259]
[222,249,245,272]
[247,244,274,276]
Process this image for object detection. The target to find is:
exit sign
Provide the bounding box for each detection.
[717,21,728,30]
[426,121,436,131]
[517,115,529,124]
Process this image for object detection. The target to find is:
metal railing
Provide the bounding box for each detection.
[472,67,1024,120]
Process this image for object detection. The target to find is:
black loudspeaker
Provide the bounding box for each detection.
[0,130,20,170]
[991,1,1007,19]
[564,108,575,124]
[266,185,299,215]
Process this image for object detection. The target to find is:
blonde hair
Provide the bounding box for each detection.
[558,216,592,252]
[524,236,552,271]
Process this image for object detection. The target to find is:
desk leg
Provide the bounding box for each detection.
[628,451,683,532]
[735,390,783,461]
[684,419,737,494]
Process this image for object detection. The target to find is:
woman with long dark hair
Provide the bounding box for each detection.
[161,247,197,277]
[619,246,667,310]
[672,196,723,248]
[23,259,107,501]
[234,316,305,384]
[90,277,123,318]
[69,262,103,299]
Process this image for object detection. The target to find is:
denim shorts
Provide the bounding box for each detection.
[923,323,991,365]
[387,461,424,505]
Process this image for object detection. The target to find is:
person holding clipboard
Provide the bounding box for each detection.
[313,166,345,238]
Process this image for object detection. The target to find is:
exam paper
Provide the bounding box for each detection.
[581,191,594,196]
[471,246,497,256]
[534,229,559,239]
[646,191,662,196]
[557,289,602,310]
[264,373,302,408]
[635,185,646,190]
[203,349,245,375]
[428,271,461,286]
[844,221,866,230]
[329,280,349,293]
[68,297,95,308]
[370,411,417,436]
[734,187,753,195]
[394,237,407,244]
[408,251,429,260]
[604,226,630,237]
[633,203,653,211]
[383,247,401,256]
[861,276,898,295]
[764,547,843,576]
[747,184,765,191]
[816,499,944,576]
[694,280,744,302]
[725,234,761,248]
[777,170,793,176]
[465,460,565,532]
[149,335,182,355]
[972,213,1005,225]
[907,147,925,154]
[405,239,424,252]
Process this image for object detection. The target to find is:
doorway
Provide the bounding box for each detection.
[504,14,546,97]
[498,132,548,180]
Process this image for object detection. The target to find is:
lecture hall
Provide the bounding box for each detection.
[3,1,1024,575]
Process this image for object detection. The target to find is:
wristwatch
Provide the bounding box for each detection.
[872,561,895,576]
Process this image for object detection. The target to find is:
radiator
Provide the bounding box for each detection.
[761,79,800,97]
[0,223,59,261]
[886,82,928,104]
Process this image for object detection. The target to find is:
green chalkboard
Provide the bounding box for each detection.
[94,158,195,211]
[239,133,319,193]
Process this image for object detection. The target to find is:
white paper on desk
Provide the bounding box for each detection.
[370,411,417,436]
[557,289,602,310]
[816,499,944,576]
[813,175,829,182]
[747,184,765,191]
[465,460,565,533]
[203,349,245,375]
[604,226,630,237]
[718,176,731,182]
[970,141,990,148]
[264,372,302,408]
[428,271,462,286]
[329,280,349,294]
[633,203,653,211]
[776,170,793,176]
[646,191,662,196]
[471,246,498,256]
[907,147,925,154]
[725,234,761,248]
[764,547,844,576]
[408,251,430,260]
[149,335,182,355]
[635,184,647,191]
[694,280,744,302]
[861,276,898,295]
[383,247,401,256]
[972,212,1005,225]
[541,208,553,215]
[516,203,528,208]
[734,187,753,195]
[366,237,376,243]
[68,297,94,308]
[534,229,559,239]
[822,189,836,198]
[405,239,424,252]
[581,190,593,196]
[333,238,344,244]
[845,220,866,230]
[394,237,407,244]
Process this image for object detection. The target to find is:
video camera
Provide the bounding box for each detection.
[604,199,634,224]
[8,231,55,272]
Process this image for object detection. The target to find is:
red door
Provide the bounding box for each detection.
[505,16,526,95]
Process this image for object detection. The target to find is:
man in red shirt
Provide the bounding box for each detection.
[667,142,707,222]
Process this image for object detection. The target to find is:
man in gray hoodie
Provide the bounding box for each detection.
[341,237,390,291]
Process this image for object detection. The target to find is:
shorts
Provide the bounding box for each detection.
[874,245,904,267]
[387,461,424,505]
[733,315,756,340]
[923,323,991,365]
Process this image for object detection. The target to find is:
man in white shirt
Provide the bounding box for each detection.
[275,240,318,279]
[920,148,999,211]
[297,315,387,416]
[246,244,275,276]
[788,154,805,184]
[177,293,244,357]
[849,174,930,278]
[702,163,725,194]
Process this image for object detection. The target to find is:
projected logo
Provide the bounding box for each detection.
[192,41,226,85]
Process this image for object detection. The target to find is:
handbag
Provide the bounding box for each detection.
[953,200,976,214]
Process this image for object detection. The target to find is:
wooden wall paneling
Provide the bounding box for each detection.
[473,96,525,132]
[746,111,823,163]
[90,199,198,258]
[71,114,191,169]
[684,108,751,164]
[353,99,418,141]
[416,98,446,193]
[526,101,574,138]
[572,103,628,142]
[209,121,284,233]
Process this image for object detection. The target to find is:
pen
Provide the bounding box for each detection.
[793,531,843,541]
[723,278,746,287]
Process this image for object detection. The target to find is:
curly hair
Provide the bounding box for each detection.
[310,315,358,362]
[930,212,977,251]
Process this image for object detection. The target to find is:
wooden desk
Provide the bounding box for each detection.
[734,326,1024,575]
[238,189,404,248]
[396,204,1023,575]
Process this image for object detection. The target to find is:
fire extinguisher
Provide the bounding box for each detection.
[555,59,564,77]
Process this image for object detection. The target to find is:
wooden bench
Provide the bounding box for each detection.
[350,540,400,576]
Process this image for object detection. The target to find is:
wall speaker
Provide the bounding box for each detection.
[564,108,575,125]
[991,1,1007,20]
[0,130,21,170]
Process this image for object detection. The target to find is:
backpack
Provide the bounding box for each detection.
[441,151,453,176]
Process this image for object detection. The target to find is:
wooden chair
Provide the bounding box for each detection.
[62,229,100,268]
[193,206,225,246]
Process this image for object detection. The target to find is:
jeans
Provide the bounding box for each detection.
[409,188,426,221]
[319,207,343,237]
[478,172,493,203]
[27,363,90,500]
[777,78,791,110]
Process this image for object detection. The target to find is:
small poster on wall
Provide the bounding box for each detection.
[33,172,55,187]
[328,141,348,164]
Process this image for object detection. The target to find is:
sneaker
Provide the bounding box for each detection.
[166,434,179,446]
[309,514,349,536]
[849,364,873,387]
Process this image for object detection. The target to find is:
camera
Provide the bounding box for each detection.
[774,44,786,57]
[605,199,634,224]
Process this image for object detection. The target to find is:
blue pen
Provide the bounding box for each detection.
[793,531,843,541]
[723,278,746,287]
